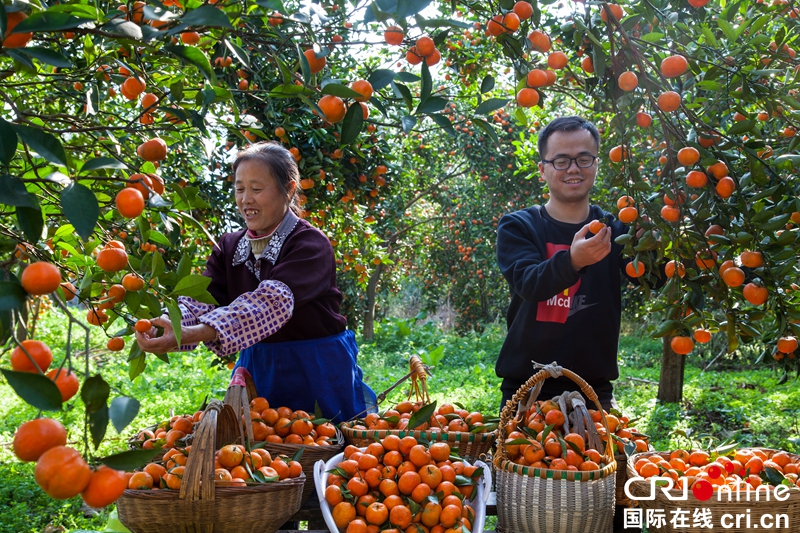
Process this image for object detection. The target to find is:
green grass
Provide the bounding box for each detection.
[1,311,800,532]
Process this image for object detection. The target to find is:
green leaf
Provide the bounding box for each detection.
[727,120,754,136]
[167,299,183,348]
[420,62,432,104]
[474,98,509,115]
[89,406,109,449]
[391,81,413,111]
[717,18,737,41]
[81,374,110,414]
[0,117,17,165]
[269,84,315,98]
[0,174,37,208]
[61,183,99,241]
[0,369,63,411]
[172,274,212,297]
[700,25,718,47]
[12,124,68,167]
[13,11,93,32]
[396,72,421,83]
[109,396,141,434]
[98,448,160,471]
[472,118,500,146]
[654,320,681,338]
[416,96,447,115]
[80,157,127,172]
[101,19,142,40]
[368,69,395,90]
[164,45,216,85]
[17,206,44,243]
[181,5,233,28]
[408,401,437,430]
[129,353,146,381]
[480,75,495,94]
[16,47,74,68]
[224,39,250,70]
[320,83,363,99]
[340,103,364,146]
[401,115,417,134]
[0,281,26,312]
[428,113,455,136]
[176,254,192,282]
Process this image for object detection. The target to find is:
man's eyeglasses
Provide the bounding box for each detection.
[541,155,598,170]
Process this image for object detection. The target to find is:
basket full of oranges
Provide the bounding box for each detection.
[493,364,617,533]
[625,447,800,533]
[117,400,305,533]
[224,367,344,504]
[314,436,492,533]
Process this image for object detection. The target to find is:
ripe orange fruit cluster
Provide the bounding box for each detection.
[133,412,203,450]
[13,417,127,506]
[634,448,800,492]
[505,400,649,471]
[325,437,481,533]
[247,396,339,445]
[348,402,489,433]
[127,445,301,491]
[406,35,440,67]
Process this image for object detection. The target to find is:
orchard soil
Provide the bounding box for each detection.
[0,312,798,533]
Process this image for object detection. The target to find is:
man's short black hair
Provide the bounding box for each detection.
[537,116,600,158]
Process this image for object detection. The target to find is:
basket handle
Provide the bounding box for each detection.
[496,364,616,465]
[475,460,492,504]
[179,400,222,502]
[313,459,328,503]
[223,367,255,445]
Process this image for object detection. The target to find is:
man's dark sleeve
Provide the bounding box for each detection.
[497,213,581,303]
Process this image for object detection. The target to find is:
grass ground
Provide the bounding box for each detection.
[0,311,798,532]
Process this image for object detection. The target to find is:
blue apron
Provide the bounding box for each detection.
[234,330,376,423]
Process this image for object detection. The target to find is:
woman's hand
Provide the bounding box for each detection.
[135,316,178,354]
[136,316,219,354]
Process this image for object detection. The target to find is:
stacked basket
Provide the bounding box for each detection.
[493,365,617,533]
[225,368,344,504]
[117,400,305,533]
[625,449,800,533]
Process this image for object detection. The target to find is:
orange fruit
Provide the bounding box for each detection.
[13,418,67,462]
[137,137,168,161]
[97,247,128,272]
[777,336,798,353]
[513,1,534,19]
[107,336,126,351]
[128,471,154,490]
[625,261,645,278]
[600,3,624,22]
[665,260,685,279]
[350,80,373,102]
[547,51,567,70]
[21,262,62,295]
[134,318,152,333]
[81,466,128,508]
[693,329,712,344]
[332,502,357,529]
[661,54,689,78]
[617,71,638,91]
[527,30,551,53]
[715,176,735,198]
[635,112,652,127]
[46,368,80,402]
[180,31,200,45]
[743,283,768,305]
[303,49,326,73]
[122,273,145,291]
[657,91,681,112]
[384,25,404,46]
[588,220,605,234]
[686,170,708,188]
[677,147,700,166]
[3,11,33,48]
[318,95,346,123]
[739,251,764,268]
[721,267,745,287]
[34,445,92,499]
[114,187,144,218]
[415,36,435,56]
[10,339,53,373]
[516,88,539,108]
[618,206,638,224]
[671,336,694,355]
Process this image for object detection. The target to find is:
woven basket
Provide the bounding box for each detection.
[117,400,305,533]
[625,449,800,533]
[493,366,617,533]
[224,369,344,504]
[615,452,632,507]
[314,451,493,533]
[340,424,495,462]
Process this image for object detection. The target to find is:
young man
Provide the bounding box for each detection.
[496,116,633,410]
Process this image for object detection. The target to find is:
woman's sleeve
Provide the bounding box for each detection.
[196,279,294,357]
[174,298,217,351]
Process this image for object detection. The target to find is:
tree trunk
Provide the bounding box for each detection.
[362,263,383,341]
[657,335,685,403]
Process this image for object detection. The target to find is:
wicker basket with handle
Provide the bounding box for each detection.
[117,399,305,533]
[625,449,800,533]
[340,355,496,462]
[493,363,617,533]
[225,366,344,504]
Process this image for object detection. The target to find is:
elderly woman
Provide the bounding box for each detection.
[136,141,375,422]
